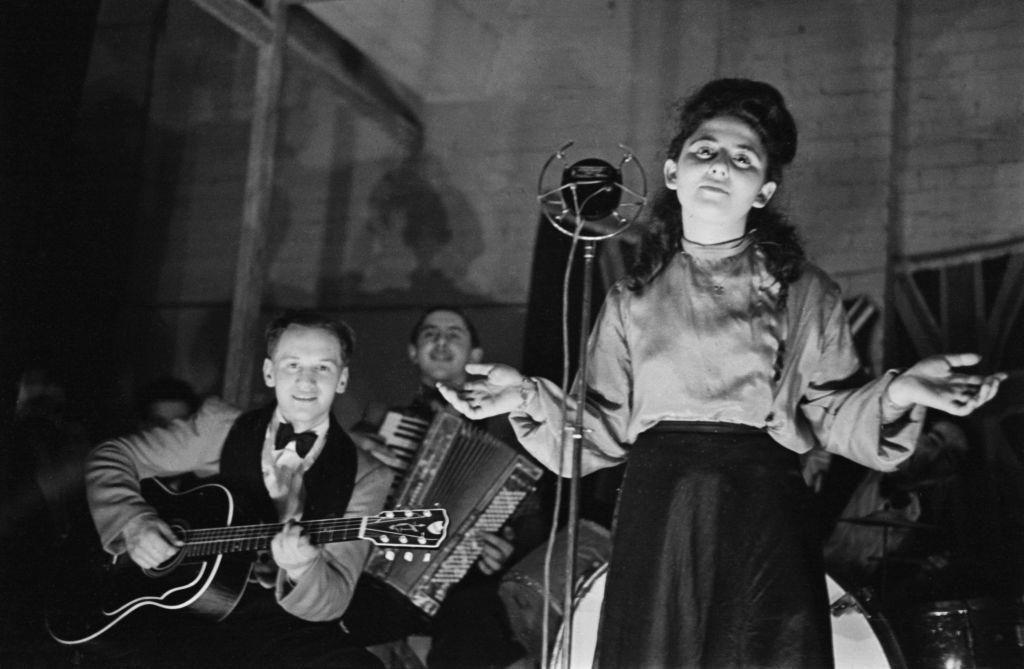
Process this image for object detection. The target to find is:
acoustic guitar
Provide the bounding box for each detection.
[46,478,448,645]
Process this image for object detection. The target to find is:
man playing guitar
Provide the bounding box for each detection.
[71,310,394,667]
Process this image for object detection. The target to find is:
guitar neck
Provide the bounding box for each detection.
[181,517,364,557]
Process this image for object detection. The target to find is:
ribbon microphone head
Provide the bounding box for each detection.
[561,158,622,222]
[538,142,647,241]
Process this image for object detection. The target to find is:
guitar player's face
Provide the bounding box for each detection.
[263,325,349,432]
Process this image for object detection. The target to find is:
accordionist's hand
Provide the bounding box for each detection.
[350,431,405,469]
[438,363,530,419]
[476,527,516,575]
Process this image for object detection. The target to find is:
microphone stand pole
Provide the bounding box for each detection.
[561,236,597,669]
[536,144,645,668]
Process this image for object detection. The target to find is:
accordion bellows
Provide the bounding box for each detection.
[366,410,544,616]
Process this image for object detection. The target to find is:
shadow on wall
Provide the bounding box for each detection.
[265,80,349,311]
[325,153,490,306]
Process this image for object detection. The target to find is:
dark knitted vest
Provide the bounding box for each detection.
[217,405,358,523]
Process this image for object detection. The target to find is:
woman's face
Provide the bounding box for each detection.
[664,115,777,239]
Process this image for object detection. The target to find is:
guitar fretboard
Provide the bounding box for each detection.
[181,517,364,557]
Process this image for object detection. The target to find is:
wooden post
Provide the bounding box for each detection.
[883,0,913,368]
[222,0,288,407]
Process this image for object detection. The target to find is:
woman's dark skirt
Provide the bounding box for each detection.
[594,424,832,668]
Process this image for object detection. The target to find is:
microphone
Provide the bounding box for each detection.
[561,157,622,221]
[534,142,648,668]
[537,142,647,241]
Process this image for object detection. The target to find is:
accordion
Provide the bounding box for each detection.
[365,409,543,616]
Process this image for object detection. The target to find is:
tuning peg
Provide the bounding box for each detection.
[384,550,396,561]
[422,553,431,563]
[403,552,413,562]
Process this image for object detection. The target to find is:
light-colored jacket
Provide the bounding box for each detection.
[85,397,392,622]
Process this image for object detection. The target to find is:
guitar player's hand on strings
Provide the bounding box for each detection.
[122,514,184,570]
[272,519,319,583]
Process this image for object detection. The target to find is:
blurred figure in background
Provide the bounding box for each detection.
[132,376,203,492]
[1,364,92,665]
[134,376,201,431]
[824,416,971,600]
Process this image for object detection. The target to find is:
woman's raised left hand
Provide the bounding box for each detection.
[886,353,1006,417]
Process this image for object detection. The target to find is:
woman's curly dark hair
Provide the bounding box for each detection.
[627,78,806,293]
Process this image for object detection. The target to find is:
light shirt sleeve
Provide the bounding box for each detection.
[510,288,632,477]
[274,449,392,620]
[784,273,924,471]
[85,397,239,553]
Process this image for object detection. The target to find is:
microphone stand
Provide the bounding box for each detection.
[563,228,596,669]
[536,145,645,669]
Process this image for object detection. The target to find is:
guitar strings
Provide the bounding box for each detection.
[183,513,437,546]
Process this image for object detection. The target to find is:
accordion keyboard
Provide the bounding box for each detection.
[377,412,430,474]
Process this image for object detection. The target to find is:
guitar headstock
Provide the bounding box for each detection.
[360,508,449,552]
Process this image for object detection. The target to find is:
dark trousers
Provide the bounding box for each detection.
[342,571,526,669]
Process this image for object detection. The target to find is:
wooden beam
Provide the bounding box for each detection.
[882,0,913,367]
[188,0,421,145]
[938,266,950,351]
[892,271,944,359]
[987,253,1024,364]
[973,260,987,357]
[189,0,271,43]
[900,234,1024,270]
[222,0,288,407]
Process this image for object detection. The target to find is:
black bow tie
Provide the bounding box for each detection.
[275,422,317,458]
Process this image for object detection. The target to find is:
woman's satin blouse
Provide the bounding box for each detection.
[510,235,923,476]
